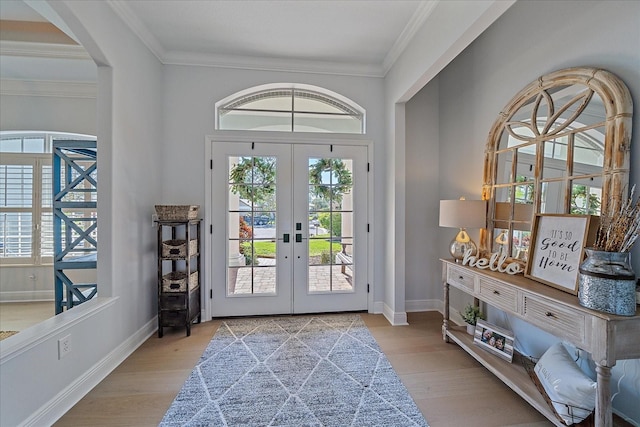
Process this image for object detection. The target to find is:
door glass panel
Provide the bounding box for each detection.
[307,157,354,293]
[227,156,277,295]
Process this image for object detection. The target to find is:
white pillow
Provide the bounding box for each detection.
[534,342,596,425]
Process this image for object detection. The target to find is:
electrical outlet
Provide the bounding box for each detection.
[58,334,71,359]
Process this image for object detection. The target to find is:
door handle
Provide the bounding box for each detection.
[296,233,302,243]
[283,233,290,243]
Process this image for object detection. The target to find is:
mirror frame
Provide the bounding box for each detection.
[481,67,633,256]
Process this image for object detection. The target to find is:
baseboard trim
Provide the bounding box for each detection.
[372,301,384,314]
[0,290,54,302]
[382,303,408,326]
[405,299,442,313]
[21,317,157,427]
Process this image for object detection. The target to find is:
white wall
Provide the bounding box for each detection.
[406,0,640,422]
[0,0,165,424]
[161,65,386,306]
[0,91,96,135]
[383,0,514,323]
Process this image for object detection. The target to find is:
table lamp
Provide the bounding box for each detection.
[439,198,487,262]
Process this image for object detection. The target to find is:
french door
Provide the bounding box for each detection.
[210,141,367,317]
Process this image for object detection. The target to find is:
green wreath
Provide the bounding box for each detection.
[229,157,275,205]
[230,157,352,205]
[308,159,352,204]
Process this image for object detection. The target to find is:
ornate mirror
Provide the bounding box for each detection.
[482,67,633,259]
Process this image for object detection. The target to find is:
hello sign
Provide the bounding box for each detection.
[462,249,524,275]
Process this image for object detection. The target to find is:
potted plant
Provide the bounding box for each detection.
[579,187,640,315]
[461,303,485,335]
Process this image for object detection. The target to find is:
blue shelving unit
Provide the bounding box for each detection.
[53,140,97,314]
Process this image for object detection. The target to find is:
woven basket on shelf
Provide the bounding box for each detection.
[155,205,199,221]
[161,271,198,293]
[161,239,198,258]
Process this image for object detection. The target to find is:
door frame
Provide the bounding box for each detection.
[203,130,373,321]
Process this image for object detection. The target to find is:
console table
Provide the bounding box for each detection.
[441,259,640,427]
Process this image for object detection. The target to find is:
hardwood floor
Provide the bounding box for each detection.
[56,311,552,426]
[0,301,54,332]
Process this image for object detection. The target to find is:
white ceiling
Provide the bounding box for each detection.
[1,0,436,79]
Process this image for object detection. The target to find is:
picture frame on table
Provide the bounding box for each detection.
[473,319,515,363]
[525,214,599,295]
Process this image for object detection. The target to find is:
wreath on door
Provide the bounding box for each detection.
[308,158,352,204]
[230,157,352,204]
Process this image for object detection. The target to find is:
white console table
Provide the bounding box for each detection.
[441,259,640,427]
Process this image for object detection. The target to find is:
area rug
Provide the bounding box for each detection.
[160,314,429,427]
[0,331,19,341]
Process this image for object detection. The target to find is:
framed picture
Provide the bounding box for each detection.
[525,214,598,295]
[473,320,514,363]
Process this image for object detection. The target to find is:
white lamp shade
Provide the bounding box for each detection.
[439,199,487,229]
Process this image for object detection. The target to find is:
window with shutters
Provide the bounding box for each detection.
[0,132,95,265]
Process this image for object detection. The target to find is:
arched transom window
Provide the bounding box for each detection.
[216,84,365,133]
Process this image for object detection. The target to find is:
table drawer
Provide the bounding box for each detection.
[447,265,476,292]
[523,296,585,344]
[479,278,517,312]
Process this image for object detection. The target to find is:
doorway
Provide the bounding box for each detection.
[209,140,368,317]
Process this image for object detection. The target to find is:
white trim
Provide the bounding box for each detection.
[209,130,371,146]
[19,315,156,427]
[205,132,372,317]
[382,303,408,326]
[0,290,54,302]
[106,0,166,62]
[0,79,97,98]
[203,138,213,322]
[0,40,91,60]
[405,298,442,313]
[0,297,116,364]
[372,300,385,314]
[383,1,439,74]
[164,50,384,78]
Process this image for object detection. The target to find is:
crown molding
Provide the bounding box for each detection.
[162,50,384,78]
[383,1,439,75]
[0,78,97,98]
[107,0,389,77]
[106,0,166,62]
[0,40,91,60]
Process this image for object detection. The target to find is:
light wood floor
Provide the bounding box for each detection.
[56,311,553,427]
[0,301,55,332]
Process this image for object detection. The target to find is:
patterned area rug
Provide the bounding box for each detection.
[160,314,428,427]
[0,331,19,341]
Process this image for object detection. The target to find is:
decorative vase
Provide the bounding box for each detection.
[466,324,475,335]
[578,248,636,316]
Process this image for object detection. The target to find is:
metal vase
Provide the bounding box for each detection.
[578,248,636,316]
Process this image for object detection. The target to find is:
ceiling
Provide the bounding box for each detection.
[0,0,436,80]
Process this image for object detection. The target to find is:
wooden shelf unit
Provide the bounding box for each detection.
[156,219,202,337]
[441,259,640,427]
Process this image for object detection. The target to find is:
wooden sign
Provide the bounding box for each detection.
[525,214,597,295]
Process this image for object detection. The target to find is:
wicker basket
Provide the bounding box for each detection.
[155,205,199,221]
[162,271,199,292]
[162,239,198,258]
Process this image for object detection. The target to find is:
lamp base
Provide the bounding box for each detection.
[450,237,477,262]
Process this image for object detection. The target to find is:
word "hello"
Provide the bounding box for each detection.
[462,250,524,275]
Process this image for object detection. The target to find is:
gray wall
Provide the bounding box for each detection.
[0,0,165,424]
[405,0,640,421]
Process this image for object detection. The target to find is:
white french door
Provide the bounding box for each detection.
[210,140,367,317]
